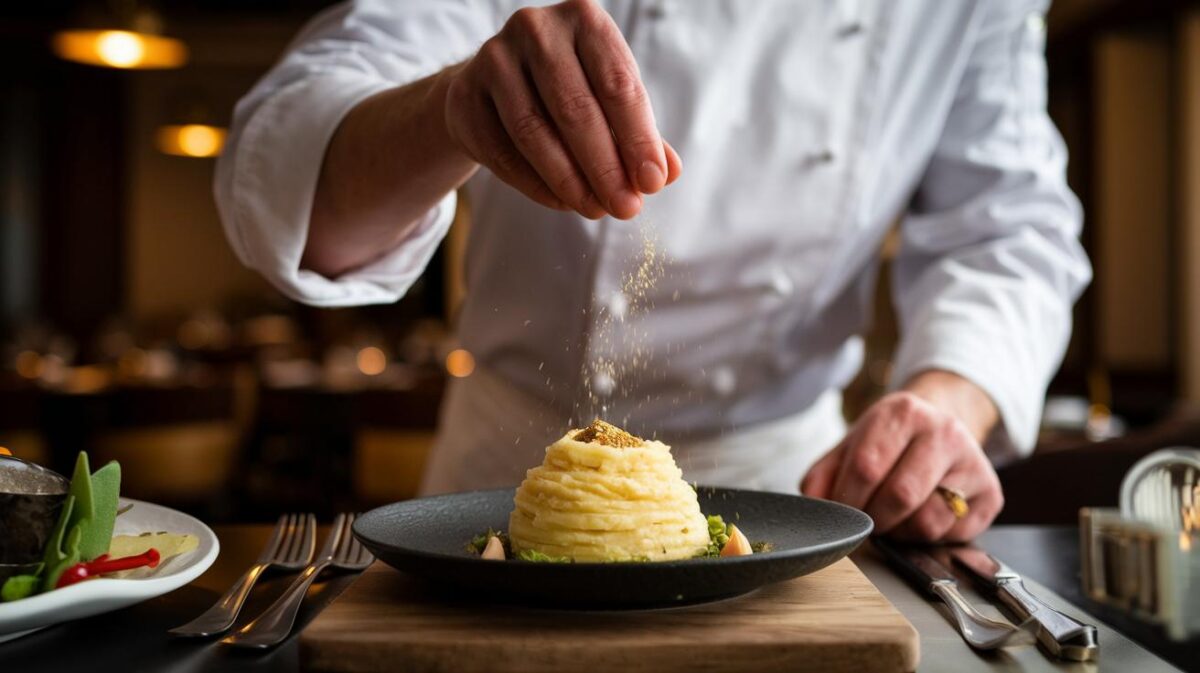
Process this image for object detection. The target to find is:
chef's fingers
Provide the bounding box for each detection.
[943,471,1004,543]
[454,90,565,211]
[488,61,605,218]
[891,461,1001,542]
[889,492,959,542]
[574,10,666,195]
[520,34,640,218]
[828,412,915,511]
[800,442,844,499]
[862,433,953,534]
[664,140,683,185]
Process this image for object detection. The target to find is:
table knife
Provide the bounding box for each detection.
[951,545,1099,661]
[873,538,1029,650]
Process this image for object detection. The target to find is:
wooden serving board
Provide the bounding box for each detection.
[300,558,920,673]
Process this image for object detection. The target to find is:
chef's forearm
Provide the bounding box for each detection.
[305,65,478,278]
[901,370,1000,446]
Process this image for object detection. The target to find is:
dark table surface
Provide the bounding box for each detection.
[2,525,1196,673]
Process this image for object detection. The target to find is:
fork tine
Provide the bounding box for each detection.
[337,513,370,566]
[293,514,316,564]
[309,513,319,560]
[320,513,347,559]
[335,513,356,560]
[279,514,301,563]
[257,515,288,563]
[346,513,363,562]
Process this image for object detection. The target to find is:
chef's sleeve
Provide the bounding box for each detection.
[214,0,497,306]
[889,0,1092,463]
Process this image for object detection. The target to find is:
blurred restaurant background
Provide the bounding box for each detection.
[1,0,1199,523]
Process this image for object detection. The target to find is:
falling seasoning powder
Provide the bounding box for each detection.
[577,218,669,426]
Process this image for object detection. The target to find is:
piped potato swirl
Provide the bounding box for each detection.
[508,420,710,562]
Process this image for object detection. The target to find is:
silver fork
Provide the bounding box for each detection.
[223,512,374,649]
[928,580,1036,649]
[169,513,316,637]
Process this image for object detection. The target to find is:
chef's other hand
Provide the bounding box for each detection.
[801,371,1004,542]
[444,0,681,220]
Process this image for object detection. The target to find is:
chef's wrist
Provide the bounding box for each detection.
[900,369,999,445]
[428,61,474,166]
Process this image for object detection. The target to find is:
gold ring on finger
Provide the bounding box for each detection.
[936,485,969,519]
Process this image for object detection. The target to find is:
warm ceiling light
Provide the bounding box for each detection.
[445,349,475,378]
[356,347,387,376]
[14,351,42,379]
[52,29,187,69]
[156,124,227,158]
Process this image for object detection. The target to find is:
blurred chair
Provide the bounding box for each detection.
[93,420,239,503]
[84,384,241,511]
[353,429,434,504]
[352,380,445,505]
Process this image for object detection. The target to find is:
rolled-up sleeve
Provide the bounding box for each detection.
[890,0,1092,462]
[215,0,496,306]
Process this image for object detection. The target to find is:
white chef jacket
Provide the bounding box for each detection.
[215,0,1091,494]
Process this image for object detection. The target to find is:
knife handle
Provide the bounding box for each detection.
[872,538,942,599]
[998,580,1099,661]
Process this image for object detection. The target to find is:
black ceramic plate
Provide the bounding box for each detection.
[353,487,873,609]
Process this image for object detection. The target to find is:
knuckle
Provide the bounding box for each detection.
[510,111,552,145]
[475,39,509,74]
[889,477,925,511]
[554,90,603,126]
[488,148,522,176]
[592,161,626,184]
[622,132,660,153]
[595,67,645,107]
[934,418,963,445]
[891,391,919,415]
[849,450,885,485]
[563,0,601,22]
[553,172,588,202]
[507,6,544,34]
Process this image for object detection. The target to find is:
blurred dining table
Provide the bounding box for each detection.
[0,523,1194,672]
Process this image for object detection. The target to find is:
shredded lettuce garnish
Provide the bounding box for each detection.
[517,549,571,563]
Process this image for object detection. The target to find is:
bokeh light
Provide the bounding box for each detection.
[445,349,475,378]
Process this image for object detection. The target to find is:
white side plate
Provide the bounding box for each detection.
[0,498,219,642]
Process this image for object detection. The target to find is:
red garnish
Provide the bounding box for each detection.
[56,548,161,588]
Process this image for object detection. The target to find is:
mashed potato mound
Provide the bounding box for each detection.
[508,420,710,562]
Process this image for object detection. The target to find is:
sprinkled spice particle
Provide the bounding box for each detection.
[572,419,643,448]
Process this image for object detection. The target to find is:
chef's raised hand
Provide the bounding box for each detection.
[800,371,1005,542]
[443,0,681,219]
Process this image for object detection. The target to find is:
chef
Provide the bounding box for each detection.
[216,0,1090,541]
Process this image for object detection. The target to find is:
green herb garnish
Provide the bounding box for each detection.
[466,528,510,555]
[516,549,571,563]
[695,514,729,557]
